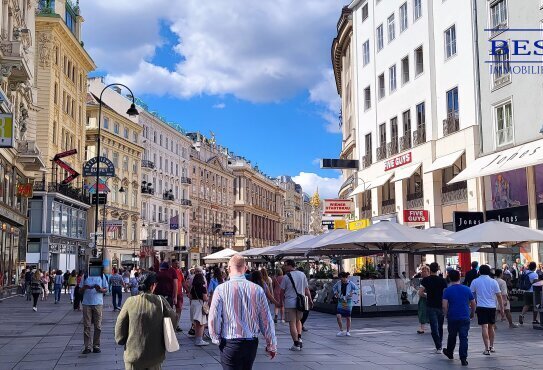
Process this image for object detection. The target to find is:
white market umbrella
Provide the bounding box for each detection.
[423,227,453,237]
[450,220,543,267]
[318,221,455,279]
[203,248,237,262]
[265,235,317,257]
[239,245,277,257]
[285,229,352,256]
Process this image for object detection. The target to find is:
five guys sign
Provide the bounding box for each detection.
[403,210,429,223]
[385,152,412,171]
[53,149,79,185]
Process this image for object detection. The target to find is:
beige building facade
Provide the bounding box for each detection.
[276,176,303,241]
[230,156,285,250]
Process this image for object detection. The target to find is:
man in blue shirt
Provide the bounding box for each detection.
[79,272,108,354]
[442,270,476,367]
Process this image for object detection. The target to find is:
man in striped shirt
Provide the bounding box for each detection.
[209,254,277,370]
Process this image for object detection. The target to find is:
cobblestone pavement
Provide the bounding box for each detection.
[1,292,542,369]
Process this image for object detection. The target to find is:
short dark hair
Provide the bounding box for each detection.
[448,270,460,282]
[339,272,350,278]
[429,262,439,273]
[284,259,296,268]
[529,261,537,271]
[494,269,503,278]
[479,264,491,276]
[471,261,479,269]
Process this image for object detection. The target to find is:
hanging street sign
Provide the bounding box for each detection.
[0,113,14,148]
[88,178,110,194]
[83,156,115,177]
[53,149,79,185]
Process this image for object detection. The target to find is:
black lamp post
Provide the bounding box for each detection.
[93,83,138,271]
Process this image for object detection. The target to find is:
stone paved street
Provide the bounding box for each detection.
[1,293,543,369]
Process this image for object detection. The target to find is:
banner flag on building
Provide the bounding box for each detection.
[170,215,179,230]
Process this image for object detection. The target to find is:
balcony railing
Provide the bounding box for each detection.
[362,154,372,169]
[38,0,55,15]
[387,140,398,157]
[163,193,174,201]
[400,133,411,152]
[33,181,89,204]
[493,72,511,88]
[376,146,387,161]
[413,125,426,147]
[441,181,467,204]
[180,199,192,206]
[361,203,372,212]
[406,191,424,209]
[381,199,396,215]
[141,160,155,169]
[141,186,154,195]
[443,113,459,136]
[180,177,192,184]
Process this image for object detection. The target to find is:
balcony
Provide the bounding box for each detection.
[141,182,154,195]
[141,160,155,170]
[180,177,192,184]
[441,181,467,204]
[443,113,459,136]
[406,191,424,209]
[387,140,398,157]
[362,154,372,169]
[0,39,32,81]
[400,133,411,152]
[180,199,192,206]
[376,146,387,161]
[413,125,426,147]
[16,141,46,171]
[33,181,89,204]
[381,199,396,215]
[162,190,174,201]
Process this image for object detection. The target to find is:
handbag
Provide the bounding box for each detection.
[159,296,180,352]
[286,272,309,312]
[201,300,210,315]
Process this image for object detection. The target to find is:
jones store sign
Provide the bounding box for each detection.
[403,210,429,223]
[323,199,353,215]
[385,152,412,171]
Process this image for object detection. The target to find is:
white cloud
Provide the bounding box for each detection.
[292,172,342,199]
[80,0,340,105]
[309,69,341,133]
[311,158,322,167]
[213,103,226,109]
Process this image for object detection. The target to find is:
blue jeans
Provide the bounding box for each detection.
[427,307,444,350]
[112,286,123,309]
[446,319,470,360]
[54,283,62,302]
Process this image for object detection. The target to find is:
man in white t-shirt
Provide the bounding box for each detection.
[470,265,504,356]
[494,269,517,328]
[519,261,540,325]
[280,260,313,352]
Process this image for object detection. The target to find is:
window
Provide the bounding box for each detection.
[416,102,425,128]
[389,65,397,92]
[444,25,457,59]
[446,87,459,117]
[122,156,128,171]
[378,73,385,99]
[387,14,396,42]
[495,102,513,146]
[362,40,370,66]
[414,0,422,21]
[364,86,371,110]
[133,132,138,143]
[391,117,398,142]
[490,0,507,30]
[114,122,119,134]
[112,152,119,167]
[362,3,369,21]
[415,46,424,76]
[52,121,57,144]
[376,24,384,51]
[401,56,410,84]
[124,127,129,139]
[54,83,58,104]
[402,110,411,135]
[400,2,408,32]
[103,117,109,129]
[379,123,386,146]
[492,48,510,84]
[365,134,372,156]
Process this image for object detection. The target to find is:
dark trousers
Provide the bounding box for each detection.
[111,286,123,309]
[54,283,62,302]
[32,293,40,308]
[446,319,470,360]
[301,310,309,325]
[73,286,81,310]
[219,338,258,370]
[427,307,444,350]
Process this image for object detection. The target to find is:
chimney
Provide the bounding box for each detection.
[112,86,121,94]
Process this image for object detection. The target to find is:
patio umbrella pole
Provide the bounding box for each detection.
[384,250,389,280]
[493,242,498,268]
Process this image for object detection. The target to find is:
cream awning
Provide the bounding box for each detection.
[347,180,372,197]
[393,163,421,182]
[450,139,543,183]
[424,150,464,173]
[366,172,394,190]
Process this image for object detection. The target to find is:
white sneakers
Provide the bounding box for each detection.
[195,339,209,346]
[32,307,37,312]
[345,332,351,337]
[289,345,301,351]
[336,331,345,337]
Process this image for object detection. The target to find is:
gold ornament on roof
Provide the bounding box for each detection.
[209,131,216,145]
[310,189,321,207]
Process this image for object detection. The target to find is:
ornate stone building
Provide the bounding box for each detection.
[27,0,95,272]
[276,175,303,241]
[187,133,234,266]
[229,156,285,250]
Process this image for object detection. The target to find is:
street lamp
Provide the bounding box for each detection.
[93,83,139,273]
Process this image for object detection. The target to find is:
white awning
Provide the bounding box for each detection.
[450,139,543,183]
[347,180,372,197]
[393,163,421,182]
[424,150,465,173]
[366,172,394,190]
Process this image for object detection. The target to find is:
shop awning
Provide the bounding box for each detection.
[449,139,543,183]
[365,172,394,190]
[424,150,464,173]
[347,180,372,197]
[393,163,421,182]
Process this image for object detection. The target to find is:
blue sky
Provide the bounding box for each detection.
[82,0,344,197]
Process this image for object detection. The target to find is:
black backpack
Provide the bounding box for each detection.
[519,271,533,291]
